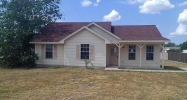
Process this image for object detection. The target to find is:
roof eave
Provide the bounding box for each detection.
[119,40,170,43]
[29,42,63,44]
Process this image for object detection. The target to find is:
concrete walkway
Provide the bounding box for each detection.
[105,67,187,73]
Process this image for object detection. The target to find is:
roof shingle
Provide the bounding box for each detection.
[30,22,169,42]
[31,22,111,42]
[112,25,169,41]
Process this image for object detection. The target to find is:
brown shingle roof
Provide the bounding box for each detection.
[112,25,169,41]
[31,22,111,42]
[31,22,169,42]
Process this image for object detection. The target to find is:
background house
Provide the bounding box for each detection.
[164,47,181,53]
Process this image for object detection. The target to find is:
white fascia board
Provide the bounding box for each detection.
[87,22,121,40]
[119,40,170,43]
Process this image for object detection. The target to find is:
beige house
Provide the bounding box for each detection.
[30,22,169,69]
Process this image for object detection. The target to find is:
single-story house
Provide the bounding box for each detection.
[30,22,170,69]
[164,47,181,53]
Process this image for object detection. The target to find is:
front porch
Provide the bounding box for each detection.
[106,42,165,69]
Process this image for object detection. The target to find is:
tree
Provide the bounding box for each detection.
[179,41,187,51]
[164,42,177,47]
[0,0,62,68]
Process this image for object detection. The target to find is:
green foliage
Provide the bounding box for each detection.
[179,41,187,51]
[21,53,38,68]
[0,0,62,68]
[164,42,178,47]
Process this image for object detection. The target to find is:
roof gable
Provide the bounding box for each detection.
[87,22,121,40]
[59,26,111,43]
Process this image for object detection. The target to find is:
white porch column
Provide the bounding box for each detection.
[159,44,165,69]
[116,43,124,67]
[137,44,145,67]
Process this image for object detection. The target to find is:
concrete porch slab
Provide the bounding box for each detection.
[104,67,187,73]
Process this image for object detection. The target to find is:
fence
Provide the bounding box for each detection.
[160,53,168,60]
[168,53,187,63]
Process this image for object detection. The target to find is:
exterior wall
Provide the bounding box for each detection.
[64,29,106,67]
[88,25,119,43]
[35,44,64,65]
[119,44,161,69]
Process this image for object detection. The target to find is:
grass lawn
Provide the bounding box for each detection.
[0,61,187,100]
[164,60,187,68]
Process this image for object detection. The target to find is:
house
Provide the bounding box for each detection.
[30,22,170,69]
[164,47,181,53]
[183,50,187,53]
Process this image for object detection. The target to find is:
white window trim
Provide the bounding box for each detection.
[45,44,54,59]
[146,45,154,61]
[128,45,136,60]
[80,44,90,60]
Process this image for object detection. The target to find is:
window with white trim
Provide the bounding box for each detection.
[128,45,136,60]
[146,45,154,60]
[46,44,53,58]
[81,44,89,59]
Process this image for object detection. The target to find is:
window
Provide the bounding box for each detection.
[81,44,89,59]
[128,45,136,60]
[111,47,117,56]
[146,45,154,60]
[46,44,53,58]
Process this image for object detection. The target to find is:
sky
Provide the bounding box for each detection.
[58,0,187,44]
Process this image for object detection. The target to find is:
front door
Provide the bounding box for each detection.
[109,46,118,66]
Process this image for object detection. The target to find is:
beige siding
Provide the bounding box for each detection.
[35,44,64,65]
[119,44,161,69]
[64,29,106,67]
[88,25,119,43]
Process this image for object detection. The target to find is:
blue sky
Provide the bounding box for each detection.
[58,0,187,44]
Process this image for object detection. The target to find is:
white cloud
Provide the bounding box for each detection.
[178,1,187,6]
[170,9,187,35]
[127,0,147,4]
[103,10,121,22]
[178,9,187,24]
[81,0,92,7]
[94,0,101,6]
[139,0,175,14]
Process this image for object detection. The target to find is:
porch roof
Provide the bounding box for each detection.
[112,25,169,41]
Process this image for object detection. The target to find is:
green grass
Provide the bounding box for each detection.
[164,66,185,71]
[0,61,187,100]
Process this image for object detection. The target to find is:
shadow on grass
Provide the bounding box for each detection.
[164,66,185,71]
